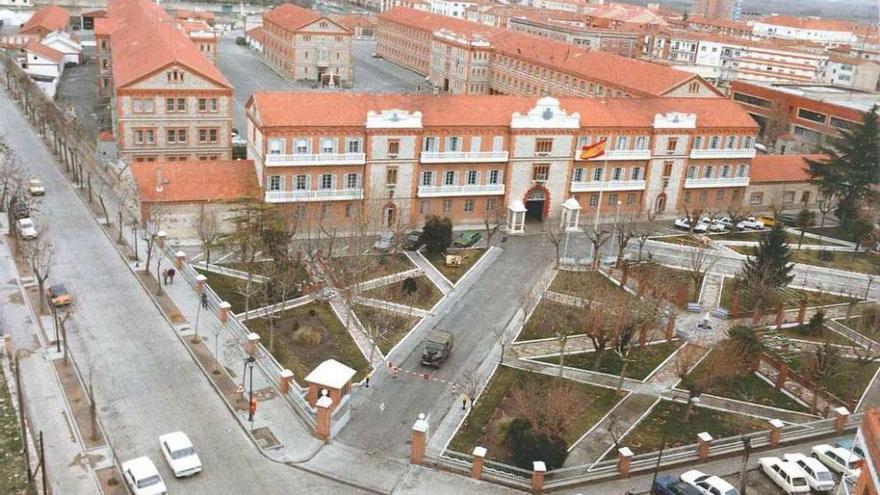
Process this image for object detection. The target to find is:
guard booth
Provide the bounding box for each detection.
[304,359,356,412]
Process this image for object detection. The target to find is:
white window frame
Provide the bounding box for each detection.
[346,138,362,153]
[320,138,336,154]
[593,168,603,181]
[268,139,283,155]
[616,136,628,151]
[446,136,461,152]
[635,136,647,150]
[488,170,501,184]
[268,176,283,191]
[295,175,309,190]
[421,171,435,186]
[444,171,457,186]
[320,174,333,190]
[687,166,696,179]
[613,167,623,181]
[492,136,504,151]
[423,136,437,152]
[466,170,478,185]
[469,137,481,152]
[631,167,641,180]
[294,138,310,154]
[573,168,584,182]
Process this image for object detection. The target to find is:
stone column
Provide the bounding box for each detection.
[617,447,633,478]
[797,299,808,324]
[156,230,167,249]
[697,432,713,461]
[246,332,260,357]
[218,301,231,323]
[832,407,850,433]
[195,274,207,295]
[175,250,186,269]
[665,315,676,341]
[768,419,783,447]
[279,369,293,394]
[774,303,785,327]
[531,461,546,493]
[471,446,486,480]
[775,362,788,390]
[410,413,429,465]
[315,392,333,440]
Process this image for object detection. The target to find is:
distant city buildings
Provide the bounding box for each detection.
[7,5,76,97]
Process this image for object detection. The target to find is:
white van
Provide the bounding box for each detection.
[758,457,810,494]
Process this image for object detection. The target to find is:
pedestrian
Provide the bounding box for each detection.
[168,267,176,284]
[365,371,372,388]
[201,291,208,309]
[162,269,168,285]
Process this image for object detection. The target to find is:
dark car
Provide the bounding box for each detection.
[235,36,247,46]
[12,199,29,219]
[402,231,423,251]
[653,475,703,495]
[452,231,482,248]
[779,213,799,227]
[421,330,453,367]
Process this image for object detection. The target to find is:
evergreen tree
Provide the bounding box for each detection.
[805,105,880,228]
[739,222,794,290]
[421,215,452,255]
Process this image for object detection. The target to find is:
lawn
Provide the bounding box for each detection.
[650,234,706,247]
[838,314,880,341]
[246,302,370,383]
[690,350,806,411]
[0,363,30,495]
[787,354,880,405]
[449,366,623,462]
[730,247,880,275]
[768,324,855,346]
[195,268,263,315]
[717,230,830,246]
[805,226,855,243]
[350,304,420,355]
[719,278,856,315]
[224,260,310,282]
[519,299,584,341]
[537,341,682,381]
[621,400,768,454]
[326,253,414,285]
[361,276,444,311]
[424,248,487,284]
[549,269,629,300]
[629,262,699,307]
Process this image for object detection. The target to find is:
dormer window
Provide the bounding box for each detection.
[166,69,184,83]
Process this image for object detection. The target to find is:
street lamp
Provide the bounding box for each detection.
[246,356,256,423]
[52,305,60,353]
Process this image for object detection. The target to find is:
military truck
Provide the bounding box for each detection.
[421,330,453,367]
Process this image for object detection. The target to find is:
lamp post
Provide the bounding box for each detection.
[52,305,60,353]
[132,220,140,268]
[609,200,622,261]
[246,356,256,423]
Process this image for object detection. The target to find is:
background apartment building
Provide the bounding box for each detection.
[506,14,641,58]
[261,4,353,87]
[245,93,757,230]
[95,0,233,163]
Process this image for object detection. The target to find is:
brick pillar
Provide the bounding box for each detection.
[775,362,788,390]
[621,264,629,286]
[195,274,207,295]
[410,413,429,465]
[768,419,783,447]
[531,461,546,493]
[775,303,785,327]
[665,315,676,341]
[797,299,808,325]
[218,301,231,322]
[471,446,486,480]
[156,231,167,249]
[246,332,260,357]
[3,335,12,359]
[697,432,712,461]
[731,291,740,317]
[832,407,850,433]
[314,392,333,440]
[279,369,293,394]
[175,250,186,269]
[617,447,633,478]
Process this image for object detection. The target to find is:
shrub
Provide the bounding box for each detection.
[506,418,568,470]
[292,320,301,332]
[422,215,453,255]
[308,308,317,317]
[818,250,834,261]
[805,310,826,335]
[292,326,322,346]
[402,277,418,295]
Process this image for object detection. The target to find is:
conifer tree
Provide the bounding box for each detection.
[739,222,793,291]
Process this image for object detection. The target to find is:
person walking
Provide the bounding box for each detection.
[201,291,208,309]
[167,267,176,284]
[162,269,168,285]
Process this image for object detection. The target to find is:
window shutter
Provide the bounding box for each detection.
[305,175,312,190]
[470,136,481,152]
[493,136,503,151]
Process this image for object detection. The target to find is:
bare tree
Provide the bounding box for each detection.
[84,359,100,441]
[634,209,658,261]
[542,216,565,268]
[817,195,837,229]
[682,206,704,234]
[685,243,718,301]
[458,365,482,411]
[483,199,505,248]
[587,227,612,269]
[0,141,26,210]
[726,206,752,229]
[613,212,639,264]
[23,230,54,314]
[143,205,164,273]
[197,205,221,266]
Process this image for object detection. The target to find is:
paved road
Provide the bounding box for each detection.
[0,87,368,494]
[337,236,553,458]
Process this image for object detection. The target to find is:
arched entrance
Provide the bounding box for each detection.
[654,193,667,213]
[525,187,548,222]
[383,203,397,227]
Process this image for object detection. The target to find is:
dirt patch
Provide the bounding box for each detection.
[96,467,128,495]
[185,338,248,412]
[135,271,185,323]
[52,360,106,449]
[252,427,281,449]
[362,276,443,310]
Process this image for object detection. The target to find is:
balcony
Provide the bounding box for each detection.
[689,148,756,159]
[570,180,646,193]
[417,184,505,197]
[583,149,651,161]
[420,150,509,163]
[265,153,366,167]
[684,177,750,189]
[264,189,364,202]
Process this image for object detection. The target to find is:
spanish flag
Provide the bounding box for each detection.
[579,138,607,160]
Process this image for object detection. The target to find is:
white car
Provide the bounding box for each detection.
[812,444,862,479]
[784,453,835,492]
[159,431,202,478]
[674,218,692,230]
[680,469,740,495]
[17,218,37,240]
[693,220,710,233]
[121,457,167,495]
[758,457,810,494]
[28,179,45,196]
[737,217,764,230]
[708,220,727,232]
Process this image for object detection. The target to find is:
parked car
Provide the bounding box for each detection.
[708,219,727,232]
[235,36,246,46]
[28,179,45,196]
[812,444,862,479]
[373,231,394,251]
[421,330,453,367]
[453,231,482,248]
[159,431,202,478]
[121,457,167,495]
[16,218,37,240]
[779,213,799,227]
[674,218,691,230]
[783,453,835,492]
[758,457,810,494]
[402,230,423,251]
[12,198,29,219]
[680,470,740,495]
[758,215,777,227]
[692,220,709,233]
[737,217,764,230]
[716,217,734,230]
[652,474,702,495]
[835,438,865,458]
[47,284,72,307]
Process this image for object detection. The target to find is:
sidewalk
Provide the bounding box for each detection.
[405,251,453,294]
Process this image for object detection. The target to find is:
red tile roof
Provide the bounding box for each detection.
[20,6,69,35]
[104,0,230,90]
[24,40,64,63]
[757,15,866,34]
[748,154,823,183]
[333,14,377,29]
[247,93,757,129]
[246,26,266,44]
[174,9,215,22]
[132,161,260,203]
[263,4,322,31]
[379,7,499,37]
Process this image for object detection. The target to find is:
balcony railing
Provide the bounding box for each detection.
[570,180,646,193]
[264,189,364,202]
[420,150,509,163]
[265,153,366,166]
[417,184,505,197]
[684,177,750,189]
[583,149,651,161]
[689,148,756,159]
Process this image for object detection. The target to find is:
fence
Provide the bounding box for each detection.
[433,412,862,491]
